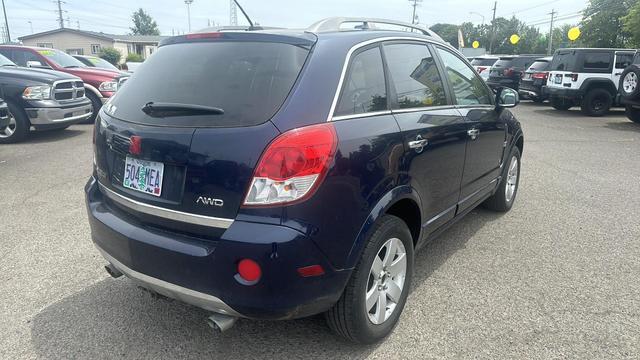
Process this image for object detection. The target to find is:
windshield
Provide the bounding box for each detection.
[110,41,309,127]
[37,49,86,68]
[551,50,577,71]
[85,56,119,71]
[471,58,498,66]
[528,60,550,72]
[0,53,15,66]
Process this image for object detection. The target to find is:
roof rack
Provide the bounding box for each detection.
[194,25,284,33]
[307,17,443,41]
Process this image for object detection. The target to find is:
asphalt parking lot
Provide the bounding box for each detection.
[1,102,638,359]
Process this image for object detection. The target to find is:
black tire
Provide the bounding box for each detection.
[0,101,30,144]
[325,215,414,344]
[619,65,640,100]
[625,105,640,124]
[483,146,521,212]
[580,88,612,117]
[550,97,573,110]
[83,91,102,124]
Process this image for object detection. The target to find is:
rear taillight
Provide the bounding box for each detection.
[503,68,515,77]
[477,66,487,73]
[532,72,548,80]
[243,123,338,207]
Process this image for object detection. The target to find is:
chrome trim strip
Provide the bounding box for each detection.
[458,178,499,206]
[331,110,392,121]
[326,36,458,122]
[307,17,443,40]
[423,204,457,227]
[96,245,242,317]
[98,182,234,229]
[391,105,456,114]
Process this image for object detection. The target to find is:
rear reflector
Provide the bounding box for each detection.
[532,72,548,80]
[243,123,337,207]
[237,259,261,283]
[129,135,142,155]
[297,265,325,277]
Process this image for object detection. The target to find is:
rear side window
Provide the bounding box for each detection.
[471,58,498,66]
[582,52,611,70]
[384,43,447,108]
[528,60,550,71]
[615,53,633,69]
[110,41,309,127]
[335,47,387,117]
[436,48,492,106]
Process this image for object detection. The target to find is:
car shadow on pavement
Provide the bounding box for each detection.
[30,209,499,359]
[530,108,626,119]
[604,121,640,132]
[21,129,85,144]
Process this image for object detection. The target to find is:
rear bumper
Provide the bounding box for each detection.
[25,99,93,128]
[85,177,350,320]
[519,81,546,99]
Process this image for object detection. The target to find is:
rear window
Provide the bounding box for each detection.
[109,41,309,127]
[471,58,498,66]
[550,51,577,71]
[528,60,550,71]
[511,57,539,70]
[493,58,514,68]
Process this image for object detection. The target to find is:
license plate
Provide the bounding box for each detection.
[123,156,164,196]
[554,75,562,84]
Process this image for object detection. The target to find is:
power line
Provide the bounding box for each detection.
[498,0,560,17]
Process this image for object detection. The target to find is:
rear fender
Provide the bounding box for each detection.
[580,79,617,96]
[344,185,422,269]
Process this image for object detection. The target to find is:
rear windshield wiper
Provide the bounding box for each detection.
[142,102,225,117]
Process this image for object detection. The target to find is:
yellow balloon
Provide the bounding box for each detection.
[510,34,520,45]
[472,41,480,49]
[568,27,581,41]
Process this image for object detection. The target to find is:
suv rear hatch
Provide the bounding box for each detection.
[94,32,314,236]
[547,49,580,89]
[521,58,550,90]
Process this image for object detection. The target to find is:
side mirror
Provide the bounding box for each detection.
[26,60,48,68]
[497,87,519,108]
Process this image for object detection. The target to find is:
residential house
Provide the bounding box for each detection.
[18,28,167,63]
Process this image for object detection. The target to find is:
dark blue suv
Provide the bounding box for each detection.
[86,18,523,343]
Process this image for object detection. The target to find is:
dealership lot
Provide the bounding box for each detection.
[0,102,638,358]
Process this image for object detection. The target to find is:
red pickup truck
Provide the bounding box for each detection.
[0,45,129,122]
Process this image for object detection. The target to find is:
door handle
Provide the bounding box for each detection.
[408,135,428,153]
[467,128,480,140]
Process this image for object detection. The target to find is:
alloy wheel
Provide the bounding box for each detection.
[505,155,519,202]
[366,237,407,325]
[0,112,16,139]
[623,72,638,94]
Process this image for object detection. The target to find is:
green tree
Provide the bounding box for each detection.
[130,8,160,36]
[580,0,632,48]
[622,1,640,47]
[429,23,460,47]
[98,47,122,65]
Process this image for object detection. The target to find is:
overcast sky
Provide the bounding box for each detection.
[7,0,588,39]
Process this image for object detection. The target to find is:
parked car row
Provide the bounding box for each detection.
[0,45,129,143]
[475,48,640,123]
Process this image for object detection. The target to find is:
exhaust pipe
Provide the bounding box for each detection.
[206,313,238,333]
[105,263,123,278]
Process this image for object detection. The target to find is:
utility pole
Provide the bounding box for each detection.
[2,0,10,42]
[28,20,33,34]
[409,0,422,25]
[185,0,193,32]
[56,0,64,28]
[230,0,238,26]
[489,1,497,54]
[547,9,557,55]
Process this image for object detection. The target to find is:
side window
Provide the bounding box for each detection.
[384,43,447,109]
[9,50,41,66]
[583,52,611,70]
[334,46,387,117]
[436,47,492,106]
[615,53,633,69]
